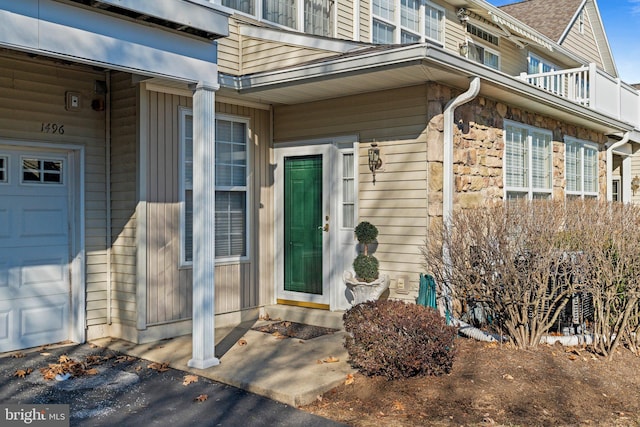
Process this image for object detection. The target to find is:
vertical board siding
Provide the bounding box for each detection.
[110,71,138,327]
[144,90,192,325]
[0,52,107,325]
[143,95,272,325]
[273,85,429,294]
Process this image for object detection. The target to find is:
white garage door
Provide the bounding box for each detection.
[0,148,71,352]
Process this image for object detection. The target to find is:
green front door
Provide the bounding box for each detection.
[284,155,323,295]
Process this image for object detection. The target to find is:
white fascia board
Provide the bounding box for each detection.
[0,0,219,83]
[232,42,633,132]
[239,24,369,53]
[88,0,229,37]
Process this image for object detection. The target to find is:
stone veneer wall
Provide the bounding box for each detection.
[425,82,608,232]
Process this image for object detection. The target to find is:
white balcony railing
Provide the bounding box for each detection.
[519,63,640,129]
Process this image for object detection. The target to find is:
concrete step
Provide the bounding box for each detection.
[261,305,345,330]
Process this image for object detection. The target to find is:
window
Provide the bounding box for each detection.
[222,0,332,36]
[612,178,620,202]
[527,54,561,94]
[180,110,249,264]
[467,23,499,46]
[468,41,499,70]
[342,152,355,228]
[565,138,598,198]
[504,122,553,199]
[373,1,444,44]
[578,10,584,34]
[0,156,7,183]
[21,157,63,184]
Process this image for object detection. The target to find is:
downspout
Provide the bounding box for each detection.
[606,131,630,201]
[440,76,480,317]
[443,77,481,228]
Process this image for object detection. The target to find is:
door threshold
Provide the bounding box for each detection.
[276,299,330,310]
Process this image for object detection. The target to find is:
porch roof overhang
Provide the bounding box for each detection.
[219,43,635,138]
[0,0,229,84]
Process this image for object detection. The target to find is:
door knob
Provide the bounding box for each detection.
[323,223,329,232]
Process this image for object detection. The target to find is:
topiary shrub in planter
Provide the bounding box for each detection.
[352,254,379,283]
[343,299,458,380]
[353,221,379,281]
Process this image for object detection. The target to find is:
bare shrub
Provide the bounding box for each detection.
[564,200,640,359]
[423,199,640,356]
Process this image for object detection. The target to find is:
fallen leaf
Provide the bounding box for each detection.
[14,368,33,378]
[194,394,208,402]
[135,366,142,372]
[85,355,103,365]
[316,360,323,364]
[316,395,323,402]
[502,374,514,380]
[147,362,170,372]
[392,400,405,411]
[322,356,339,363]
[11,352,25,359]
[567,354,577,361]
[59,355,71,363]
[272,331,287,340]
[84,368,99,375]
[89,344,98,349]
[183,374,199,386]
[114,355,136,364]
[238,339,247,346]
[345,374,355,385]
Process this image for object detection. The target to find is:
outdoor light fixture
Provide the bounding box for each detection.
[368,142,382,185]
[457,8,470,23]
[459,42,469,57]
[632,175,640,195]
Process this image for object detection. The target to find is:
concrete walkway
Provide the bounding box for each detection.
[93,306,355,407]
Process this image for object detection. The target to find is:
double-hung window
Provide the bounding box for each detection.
[565,137,598,198]
[504,122,553,200]
[222,0,332,36]
[373,1,444,44]
[180,109,249,265]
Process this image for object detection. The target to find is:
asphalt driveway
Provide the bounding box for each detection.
[0,342,348,427]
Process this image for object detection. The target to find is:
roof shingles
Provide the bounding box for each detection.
[498,0,583,42]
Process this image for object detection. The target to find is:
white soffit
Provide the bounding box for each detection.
[0,0,223,83]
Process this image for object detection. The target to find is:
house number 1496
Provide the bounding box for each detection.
[41,123,65,134]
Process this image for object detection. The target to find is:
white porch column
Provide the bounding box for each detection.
[188,81,220,369]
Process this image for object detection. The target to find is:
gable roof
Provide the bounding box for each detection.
[497,0,617,77]
[498,0,584,42]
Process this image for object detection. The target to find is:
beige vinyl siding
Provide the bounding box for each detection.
[217,18,242,75]
[561,8,603,68]
[110,71,138,327]
[336,0,354,40]
[143,90,193,325]
[359,0,370,42]
[216,102,274,311]
[0,52,108,325]
[274,85,428,294]
[142,92,272,324]
[240,38,340,74]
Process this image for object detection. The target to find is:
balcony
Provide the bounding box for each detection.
[519,64,640,129]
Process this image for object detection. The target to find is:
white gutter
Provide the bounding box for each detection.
[606,132,630,201]
[443,77,481,227]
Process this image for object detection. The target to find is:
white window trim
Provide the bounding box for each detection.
[564,136,599,198]
[527,52,558,74]
[179,108,252,267]
[503,120,553,200]
[215,113,251,264]
[466,38,500,70]
[217,0,336,37]
[179,107,193,268]
[372,0,445,44]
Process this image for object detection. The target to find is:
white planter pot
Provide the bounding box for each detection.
[343,272,390,305]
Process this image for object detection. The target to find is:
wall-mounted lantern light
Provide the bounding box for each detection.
[459,41,469,57]
[368,142,383,185]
